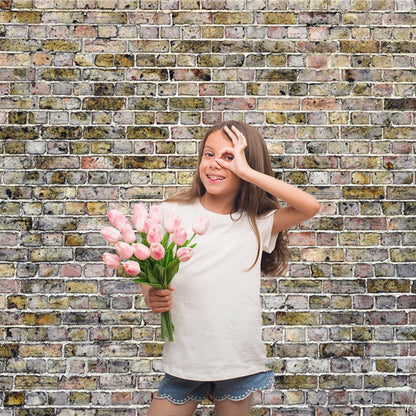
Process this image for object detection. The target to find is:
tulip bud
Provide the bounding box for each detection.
[100,226,122,243]
[122,260,141,276]
[144,218,158,234]
[149,243,165,260]
[149,204,163,223]
[103,253,121,269]
[172,227,187,246]
[108,209,129,231]
[132,203,148,232]
[132,243,150,260]
[115,241,134,259]
[164,213,181,234]
[120,222,136,244]
[177,247,193,262]
[133,203,148,218]
[147,226,163,245]
[192,216,210,235]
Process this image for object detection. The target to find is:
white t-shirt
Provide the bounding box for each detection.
[160,199,278,381]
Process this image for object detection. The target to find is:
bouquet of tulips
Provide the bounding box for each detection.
[100,203,209,342]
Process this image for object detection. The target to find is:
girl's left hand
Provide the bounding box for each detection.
[215,125,251,178]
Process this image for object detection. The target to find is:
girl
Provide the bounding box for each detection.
[142,121,320,416]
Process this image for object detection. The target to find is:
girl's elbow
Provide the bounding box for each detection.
[306,199,321,218]
[311,200,321,216]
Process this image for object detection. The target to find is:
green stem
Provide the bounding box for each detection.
[161,311,174,342]
[185,233,196,246]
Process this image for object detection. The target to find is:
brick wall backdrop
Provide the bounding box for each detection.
[1,0,415,415]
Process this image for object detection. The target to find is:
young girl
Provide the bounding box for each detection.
[141,121,320,416]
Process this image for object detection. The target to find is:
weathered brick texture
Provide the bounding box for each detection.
[0,1,416,415]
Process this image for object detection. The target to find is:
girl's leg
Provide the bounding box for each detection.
[214,394,253,416]
[146,394,199,416]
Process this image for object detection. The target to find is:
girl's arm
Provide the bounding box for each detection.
[240,169,320,233]
[218,125,321,233]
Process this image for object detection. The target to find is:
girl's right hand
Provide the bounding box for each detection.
[141,284,174,313]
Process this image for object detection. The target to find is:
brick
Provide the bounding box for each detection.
[4,391,25,406]
[172,11,212,24]
[275,375,318,389]
[276,312,319,325]
[0,343,18,358]
[340,40,380,53]
[302,98,340,110]
[391,248,416,262]
[212,97,255,110]
[0,11,41,23]
[385,98,416,111]
[258,12,297,24]
[60,376,98,390]
[368,280,411,293]
[343,186,385,200]
[257,69,298,81]
[169,98,210,110]
[366,312,407,325]
[171,40,211,53]
[320,375,361,390]
[213,12,254,24]
[83,98,125,110]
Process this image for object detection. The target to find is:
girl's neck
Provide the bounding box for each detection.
[200,194,236,215]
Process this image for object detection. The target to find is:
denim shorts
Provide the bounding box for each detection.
[156,370,274,404]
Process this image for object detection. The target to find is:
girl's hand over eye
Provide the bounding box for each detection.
[216,125,251,178]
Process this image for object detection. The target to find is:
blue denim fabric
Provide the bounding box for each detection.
[156,370,274,404]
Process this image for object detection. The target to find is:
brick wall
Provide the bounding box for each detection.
[1,1,415,415]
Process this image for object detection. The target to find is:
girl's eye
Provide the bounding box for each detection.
[223,154,234,161]
[204,151,214,157]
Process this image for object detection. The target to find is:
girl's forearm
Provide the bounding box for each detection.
[242,167,320,218]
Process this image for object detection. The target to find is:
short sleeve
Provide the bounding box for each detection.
[257,210,278,253]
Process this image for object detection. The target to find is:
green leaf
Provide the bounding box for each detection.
[132,278,163,290]
[161,231,170,247]
[154,264,167,286]
[137,271,150,281]
[147,267,160,287]
[166,260,180,284]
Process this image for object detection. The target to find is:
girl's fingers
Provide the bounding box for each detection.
[223,125,238,145]
[150,296,172,313]
[224,125,247,148]
[231,125,247,146]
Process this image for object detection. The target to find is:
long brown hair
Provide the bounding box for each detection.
[167,120,289,276]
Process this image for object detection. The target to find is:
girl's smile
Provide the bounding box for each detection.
[206,174,224,183]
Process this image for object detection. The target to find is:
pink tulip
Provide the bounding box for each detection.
[149,243,165,260]
[115,241,134,259]
[177,247,193,262]
[132,243,150,260]
[134,202,148,218]
[123,260,141,276]
[132,203,148,232]
[103,252,121,269]
[147,226,163,244]
[164,213,181,233]
[120,222,136,244]
[172,227,187,246]
[144,217,158,233]
[108,209,129,231]
[100,226,122,243]
[132,214,145,233]
[192,216,210,235]
[149,204,163,223]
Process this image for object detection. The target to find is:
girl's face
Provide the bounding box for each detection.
[199,129,242,200]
